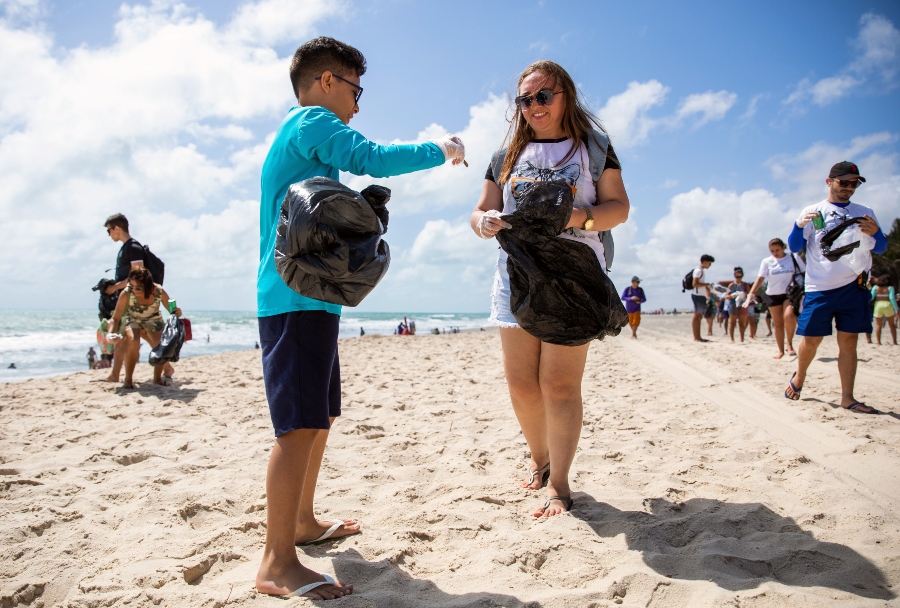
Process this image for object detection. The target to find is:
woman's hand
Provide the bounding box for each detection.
[476,210,511,239]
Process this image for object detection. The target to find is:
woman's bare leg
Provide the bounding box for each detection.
[784,306,798,354]
[770,304,785,358]
[499,328,547,489]
[535,341,590,517]
[875,317,884,345]
[122,327,141,388]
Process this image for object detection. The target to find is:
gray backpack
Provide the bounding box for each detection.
[489,129,616,271]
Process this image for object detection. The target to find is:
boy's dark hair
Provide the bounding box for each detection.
[105,213,129,233]
[290,37,367,99]
[700,254,715,263]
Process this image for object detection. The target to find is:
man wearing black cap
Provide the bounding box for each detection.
[784,161,888,414]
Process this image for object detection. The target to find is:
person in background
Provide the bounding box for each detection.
[95,317,115,368]
[86,347,97,369]
[748,238,805,359]
[719,267,751,343]
[690,255,715,342]
[621,276,646,339]
[784,161,888,414]
[100,214,146,383]
[871,275,898,345]
[107,268,181,388]
[704,292,717,337]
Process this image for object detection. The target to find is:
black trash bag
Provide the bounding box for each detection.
[92,278,119,320]
[149,315,185,366]
[274,177,392,307]
[820,216,864,262]
[495,181,628,346]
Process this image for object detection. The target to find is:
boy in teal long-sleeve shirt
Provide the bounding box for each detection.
[255,37,465,600]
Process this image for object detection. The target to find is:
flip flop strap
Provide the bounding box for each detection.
[288,573,335,597]
[310,520,344,543]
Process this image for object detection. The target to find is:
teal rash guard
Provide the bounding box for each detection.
[257,106,445,318]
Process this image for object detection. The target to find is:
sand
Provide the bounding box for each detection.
[1,315,899,607]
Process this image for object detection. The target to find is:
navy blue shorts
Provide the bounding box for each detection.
[258,310,341,435]
[797,281,872,337]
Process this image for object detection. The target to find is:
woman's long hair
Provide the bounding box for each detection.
[498,60,606,186]
[128,267,156,298]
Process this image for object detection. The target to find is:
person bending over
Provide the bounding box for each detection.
[470,60,629,518]
[254,37,465,600]
[107,268,181,388]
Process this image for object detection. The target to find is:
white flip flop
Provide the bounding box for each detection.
[299,519,346,546]
[287,573,336,597]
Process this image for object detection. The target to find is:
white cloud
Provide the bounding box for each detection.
[785,12,899,108]
[597,80,736,148]
[672,90,738,128]
[597,80,668,147]
[0,0,341,310]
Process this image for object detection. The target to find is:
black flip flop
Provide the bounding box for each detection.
[845,402,880,415]
[784,372,802,401]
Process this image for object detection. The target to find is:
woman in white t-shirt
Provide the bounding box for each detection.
[469,61,630,518]
[748,237,806,359]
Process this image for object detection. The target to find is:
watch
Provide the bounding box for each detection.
[582,207,594,231]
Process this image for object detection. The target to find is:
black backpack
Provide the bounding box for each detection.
[141,244,165,285]
[682,270,695,292]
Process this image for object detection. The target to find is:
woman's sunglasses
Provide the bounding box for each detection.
[514,89,563,110]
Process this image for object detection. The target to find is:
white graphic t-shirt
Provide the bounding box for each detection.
[497,139,604,273]
[800,200,880,292]
[758,253,805,295]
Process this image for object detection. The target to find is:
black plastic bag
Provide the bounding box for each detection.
[149,315,185,366]
[92,278,119,320]
[495,181,628,346]
[275,177,391,307]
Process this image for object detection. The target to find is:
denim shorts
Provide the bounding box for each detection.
[489,265,519,328]
[258,310,341,435]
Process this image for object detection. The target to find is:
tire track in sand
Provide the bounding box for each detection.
[619,336,900,518]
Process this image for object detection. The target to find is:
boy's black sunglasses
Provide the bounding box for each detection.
[514,89,563,110]
[316,73,363,105]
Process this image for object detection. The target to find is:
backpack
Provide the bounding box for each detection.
[682,270,695,292]
[141,244,165,285]
[489,129,616,270]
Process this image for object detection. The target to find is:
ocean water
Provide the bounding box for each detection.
[0,309,490,382]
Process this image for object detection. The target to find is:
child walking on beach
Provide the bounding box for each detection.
[254,37,465,601]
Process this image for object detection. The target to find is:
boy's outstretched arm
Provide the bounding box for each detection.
[298,108,464,178]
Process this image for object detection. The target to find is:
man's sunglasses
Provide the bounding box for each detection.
[514,89,563,110]
[834,179,862,189]
[316,73,363,105]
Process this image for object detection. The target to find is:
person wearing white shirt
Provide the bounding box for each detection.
[690,254,715,342]
[748,237,805,359]
[783,162,888,414]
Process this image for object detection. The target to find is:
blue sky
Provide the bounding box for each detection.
[1,0,899,312]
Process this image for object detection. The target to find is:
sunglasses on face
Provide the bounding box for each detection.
[514,89,563,110]
[316,73,363,105]
[834,179,861,188]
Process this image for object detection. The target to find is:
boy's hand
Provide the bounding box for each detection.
[430,134,466,165]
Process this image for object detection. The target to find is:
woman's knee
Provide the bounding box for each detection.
[538,376,581,402]
[507,373,541,399]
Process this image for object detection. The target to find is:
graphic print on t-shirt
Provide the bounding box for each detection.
[510,161,581,202]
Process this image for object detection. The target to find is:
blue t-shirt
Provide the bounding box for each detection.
[257,106,444,317]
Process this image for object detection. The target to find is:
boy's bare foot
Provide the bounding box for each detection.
[295,518,360,545]
[257,560,352,600]
[91,376,119,383]
[773,352,784,359]
[123,381,136,389]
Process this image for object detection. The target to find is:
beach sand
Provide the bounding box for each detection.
[2,315,899,607]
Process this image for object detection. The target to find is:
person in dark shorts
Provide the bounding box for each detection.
[254,37,465,601]
[690,254,715,342]
[783,162,888,414]
[748,237,805,359]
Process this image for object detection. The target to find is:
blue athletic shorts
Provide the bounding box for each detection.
[797,281,872,337]
[258,310,341,435]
